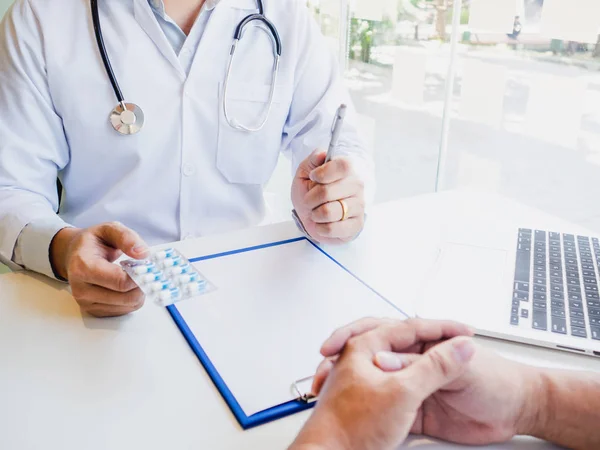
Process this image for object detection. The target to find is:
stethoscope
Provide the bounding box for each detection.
[91,0,281,136]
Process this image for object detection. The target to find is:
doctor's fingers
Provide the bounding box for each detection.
[93,222,149,259]
[311,196,365,223]
[304,177,364,211]
[73,283,144,312]
[314,216,364,240]
[82,301,145,318]
[68,256,138,293]
[309,157,354,184]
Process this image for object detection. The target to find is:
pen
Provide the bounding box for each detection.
[325,104,347,163]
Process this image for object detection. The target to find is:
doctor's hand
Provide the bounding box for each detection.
[289,319,477,450]
[303,318,542,448]
[50,222,149,317]
[292,151,365,245]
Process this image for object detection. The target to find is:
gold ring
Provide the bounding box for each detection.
[337,199,348,222]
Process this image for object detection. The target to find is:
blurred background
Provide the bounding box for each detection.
[1,0,599,237]
[269,0,600,234]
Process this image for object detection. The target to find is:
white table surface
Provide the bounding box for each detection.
[1,190,599,450]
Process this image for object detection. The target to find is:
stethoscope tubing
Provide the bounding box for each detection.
[92,0,280,134]
[91,0,125,105]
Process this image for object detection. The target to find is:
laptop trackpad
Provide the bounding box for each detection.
[419,243,508,327]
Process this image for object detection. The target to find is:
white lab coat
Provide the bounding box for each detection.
[0,0,373,274]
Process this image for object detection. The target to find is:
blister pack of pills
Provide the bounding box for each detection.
[120,248,214,306]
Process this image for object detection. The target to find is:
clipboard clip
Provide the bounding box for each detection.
[292,375,317,404]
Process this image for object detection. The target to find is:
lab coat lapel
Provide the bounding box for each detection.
[132,0,186,81]
[186,0,256,84]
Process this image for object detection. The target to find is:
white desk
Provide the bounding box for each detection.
[1,190,598,450]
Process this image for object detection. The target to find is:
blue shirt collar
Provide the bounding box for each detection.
[148,0,220,19]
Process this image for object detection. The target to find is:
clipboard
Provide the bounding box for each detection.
[166,237,407,429]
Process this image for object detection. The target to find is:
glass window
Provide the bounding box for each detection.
[308,0,451,204]
[445,0,600,232]
[302,0,600,233]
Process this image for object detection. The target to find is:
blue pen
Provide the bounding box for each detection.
[325,104,347,163]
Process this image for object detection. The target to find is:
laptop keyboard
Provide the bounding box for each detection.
[512,228,600,340]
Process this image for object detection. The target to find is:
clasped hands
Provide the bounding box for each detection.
[291,318,542,450]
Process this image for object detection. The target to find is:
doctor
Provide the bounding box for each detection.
[0,0,372,317]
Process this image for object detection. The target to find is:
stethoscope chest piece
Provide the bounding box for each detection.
[93,0,274,136]
[109,102,144,135]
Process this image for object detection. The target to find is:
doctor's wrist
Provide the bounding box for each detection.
[50,227,81,281]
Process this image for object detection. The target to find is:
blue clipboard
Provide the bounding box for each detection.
[166,237,407,429]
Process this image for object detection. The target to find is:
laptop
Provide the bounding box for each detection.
[418,227,600,357]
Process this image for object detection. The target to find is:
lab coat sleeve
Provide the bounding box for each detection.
[280,0,375,204]
[0,0,71,278]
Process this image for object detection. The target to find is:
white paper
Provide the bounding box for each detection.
[459,59,507,128]
[392,48,427,105]
[468,0,519,33]
[175,240,405,416]
[541,0,600,44]
[524,75,586,149]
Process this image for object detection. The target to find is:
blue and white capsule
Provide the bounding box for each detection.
[178,272,200,284]
[154,248,175,260]
[159,286,181,303]
[161,256,183,268]
[169,263,192,276]
[185,279,207,295]
[141,271,163,284]
[149,279,171,292]
[133,262,156,275]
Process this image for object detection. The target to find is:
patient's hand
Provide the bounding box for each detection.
[296,318,542,449]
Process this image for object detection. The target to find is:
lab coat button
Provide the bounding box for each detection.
[183,164,195,177]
